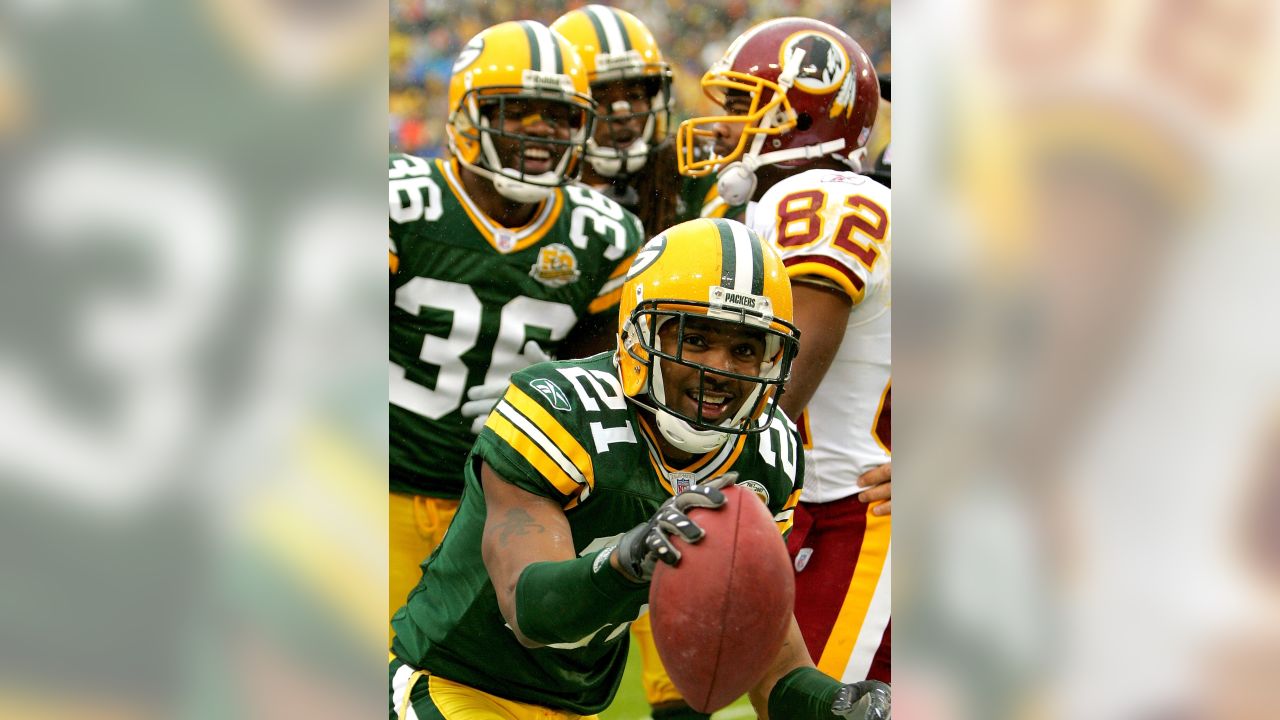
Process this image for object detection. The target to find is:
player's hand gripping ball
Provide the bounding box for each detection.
[648,478,795,713]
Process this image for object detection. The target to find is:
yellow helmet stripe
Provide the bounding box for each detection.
[585,4,631,54]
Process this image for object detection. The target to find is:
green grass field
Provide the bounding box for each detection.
[599,641,756,720]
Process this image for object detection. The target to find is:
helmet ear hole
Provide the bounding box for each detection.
[795,113,813,132]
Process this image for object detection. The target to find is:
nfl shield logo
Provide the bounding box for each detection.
[671,472,696,494]
[495,231,517,253]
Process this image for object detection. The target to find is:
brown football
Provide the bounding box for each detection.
[648,484,796,713]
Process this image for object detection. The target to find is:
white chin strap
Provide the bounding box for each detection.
[655,406,731,454]
[491,168,556,202]
[587,103,656,178]
[716,161,758,206]
[715,137,850,206]
[650,358,731,454]
[587,138,650,178]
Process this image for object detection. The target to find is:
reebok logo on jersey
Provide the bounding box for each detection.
[529,243,580,287]
[530,378,572,412]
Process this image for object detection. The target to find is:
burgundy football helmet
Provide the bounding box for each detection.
[677,18,880,204]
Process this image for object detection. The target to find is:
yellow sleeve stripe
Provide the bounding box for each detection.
[486,411,581,498]
[786,261,866,304]
[503,386,595,490]
[588,286,623,315]
[774,487,803,535]
[701,196,729,218]
[587,254,636,315]
[607,253,636,280]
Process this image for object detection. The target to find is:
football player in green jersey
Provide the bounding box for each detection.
[550,7,745,718]
[551,5,744,242]
[390,218,890,720]
[389,20,645,640]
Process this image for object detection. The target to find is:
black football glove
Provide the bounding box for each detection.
[612,472,737,583]
[832,680,891,720]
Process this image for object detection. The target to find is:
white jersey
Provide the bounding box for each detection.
[750,169,891,503]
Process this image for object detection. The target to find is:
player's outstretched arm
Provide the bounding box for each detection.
[480,462,580,647]
[749,617,891,720]
[482,462,680,650]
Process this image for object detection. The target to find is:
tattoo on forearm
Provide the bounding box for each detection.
[492,507,545,545]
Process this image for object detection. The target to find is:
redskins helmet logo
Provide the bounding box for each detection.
[781,31,850,94]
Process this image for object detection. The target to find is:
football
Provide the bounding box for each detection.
[648,484,796,713]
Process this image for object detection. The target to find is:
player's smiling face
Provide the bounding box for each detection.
[484,97,579,175]
[655,315,766,424]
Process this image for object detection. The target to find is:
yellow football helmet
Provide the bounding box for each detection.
[551,5,672,178]
[447,21,595,203]
[618,218,800,453]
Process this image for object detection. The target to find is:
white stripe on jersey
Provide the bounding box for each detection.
[495,400,586,486]
[842,544,891,682]
[391,662,419,719]
[595,272,627,299]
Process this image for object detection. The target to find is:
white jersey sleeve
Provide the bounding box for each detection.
[751,170,891,503]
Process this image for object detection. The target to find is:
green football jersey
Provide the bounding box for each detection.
[675,174,747,223]
[390,154,645,497]
[390,351,804,715]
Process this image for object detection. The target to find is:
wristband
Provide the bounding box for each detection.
[767,666,843,719]
[514,547,649,646]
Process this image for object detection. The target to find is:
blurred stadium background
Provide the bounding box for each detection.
[389,0,890,158]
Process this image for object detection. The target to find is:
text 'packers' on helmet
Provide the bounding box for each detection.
[447,21,596,203]
[676,17,880,204]
[552,5,673,178]
[617,218,800,454]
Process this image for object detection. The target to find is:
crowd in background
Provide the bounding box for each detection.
[390,0,890,158]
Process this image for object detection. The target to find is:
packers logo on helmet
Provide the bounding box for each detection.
[552,5,673,178]
[617,218,800,454]
[447,21,596,203]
